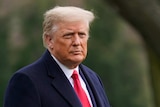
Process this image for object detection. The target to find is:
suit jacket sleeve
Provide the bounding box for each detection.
[4,72,41,107]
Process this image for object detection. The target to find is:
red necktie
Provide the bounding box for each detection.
[72,70,91,107]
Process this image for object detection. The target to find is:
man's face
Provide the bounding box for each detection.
[48,21,89,69]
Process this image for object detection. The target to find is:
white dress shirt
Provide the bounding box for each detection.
[51,55,93,107]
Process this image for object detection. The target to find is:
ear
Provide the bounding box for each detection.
[45,34,54,49]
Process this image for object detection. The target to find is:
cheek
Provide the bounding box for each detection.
[83,42,88,53]
[56,41,71,53]
[83,40,88,47]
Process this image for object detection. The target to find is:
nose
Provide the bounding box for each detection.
[72,34,81,46]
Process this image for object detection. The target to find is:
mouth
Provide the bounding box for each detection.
[71,50,82,55]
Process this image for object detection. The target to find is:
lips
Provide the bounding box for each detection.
[71,50,82,55]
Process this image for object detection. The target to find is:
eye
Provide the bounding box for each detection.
[63,33,74,39]
[78,32,87,38]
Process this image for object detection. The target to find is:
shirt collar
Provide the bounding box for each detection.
[51,54,79,79]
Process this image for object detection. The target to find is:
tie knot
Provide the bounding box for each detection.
[72,70,78,79]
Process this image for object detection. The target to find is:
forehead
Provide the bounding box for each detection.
[57,21,89,31]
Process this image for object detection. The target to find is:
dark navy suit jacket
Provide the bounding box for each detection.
[4,50,110,107]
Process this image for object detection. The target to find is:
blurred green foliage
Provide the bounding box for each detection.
[0,0,155,107]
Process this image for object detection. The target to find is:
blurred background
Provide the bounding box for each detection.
[1,0,160,107]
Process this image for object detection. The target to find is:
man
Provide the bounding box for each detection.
[4,6,110,107]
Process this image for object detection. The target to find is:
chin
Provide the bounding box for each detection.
[70,57,83,63]
[74,56,85,60]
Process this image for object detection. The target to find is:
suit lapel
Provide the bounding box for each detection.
[43,50,82,107]
[79,64,105,107]
[51,73,82,107]
[79,68,97,107]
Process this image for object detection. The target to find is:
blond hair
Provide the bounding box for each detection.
[42,6,95,47]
